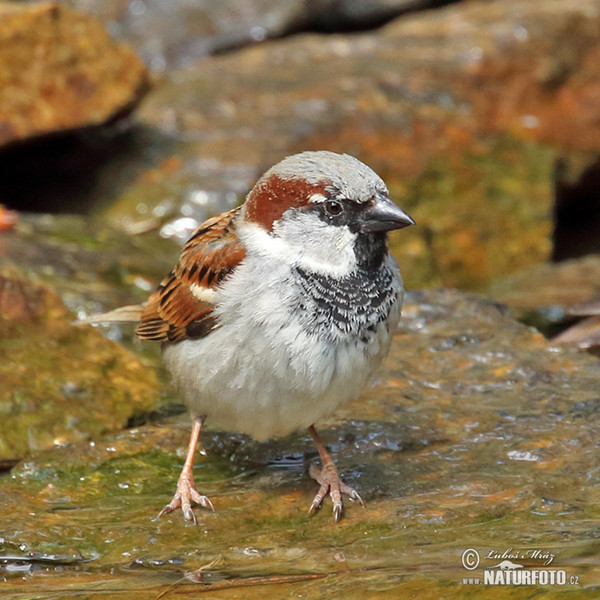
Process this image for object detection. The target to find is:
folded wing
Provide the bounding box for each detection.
[136,207,246,343]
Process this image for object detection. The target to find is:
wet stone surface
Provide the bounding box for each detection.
[66,0,444,72]
[490,255,600,339]
[1,289,598,597]
[491,255,600,313]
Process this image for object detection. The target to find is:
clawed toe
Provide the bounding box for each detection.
[157,416,214,524]
[158,475,214,524]
[308,464,363,523]
[306,425,364,523]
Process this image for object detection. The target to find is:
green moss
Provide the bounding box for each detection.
[0,273,159,461]
[388,136,556,290]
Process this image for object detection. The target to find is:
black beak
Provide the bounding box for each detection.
[361,196,415,233]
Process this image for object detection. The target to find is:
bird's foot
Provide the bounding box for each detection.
[158,472,214,524]
[308,462,363,523]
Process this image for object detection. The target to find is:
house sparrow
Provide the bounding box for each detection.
[100,151,414,523]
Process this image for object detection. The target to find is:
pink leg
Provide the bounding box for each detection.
[158,415,214,524]
[307,425,363,523]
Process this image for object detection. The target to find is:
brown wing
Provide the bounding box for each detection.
[136,207,246,343]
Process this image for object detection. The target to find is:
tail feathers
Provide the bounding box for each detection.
[75,304,144,325]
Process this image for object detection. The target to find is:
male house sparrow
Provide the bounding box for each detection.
[104,151,414,523]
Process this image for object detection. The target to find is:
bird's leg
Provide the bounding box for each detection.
[158,414,214,524]
[307,424,363,523]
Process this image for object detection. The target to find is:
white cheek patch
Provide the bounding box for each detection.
[310,225,356,276]
[238,215,358,278]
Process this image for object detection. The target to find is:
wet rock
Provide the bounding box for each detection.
[67,0,447,72]
[490,255,600,338]
[554,314,600,351]
[0,1,149,148]
[491,255,600,312]
[66,0,302,71]
[100,0,600,289]
[568,294,600,319]
[0,289,597,595]
[0,270,159,461]
[0,212,179,321]
[553,289,600,351]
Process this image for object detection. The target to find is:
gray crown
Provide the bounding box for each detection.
[268,151,389,203]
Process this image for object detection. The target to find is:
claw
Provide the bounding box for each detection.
[307,425,363,523]
[190,488,215,512]
[158,479,213,523]
[349,489,364,505]
[308,480,328,516]
[307,464,362,523]
[333,502,343,523]
[184,506,196,524]
[157,471,213,523]
[157,415,214,523]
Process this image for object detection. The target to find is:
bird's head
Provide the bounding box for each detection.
[240,151,414,274]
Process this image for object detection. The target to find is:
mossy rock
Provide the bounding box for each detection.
[0,270,159,461]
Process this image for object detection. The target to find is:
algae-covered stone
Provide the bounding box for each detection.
[0,270,159,461]
[0,1,149,147]
[0,289,597,597]
[386,136,555,289]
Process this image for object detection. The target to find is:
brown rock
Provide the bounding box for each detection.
[0,2,149,147]
[554,314,600,349]
[0,271,47,322]
[491,256,600,348]
[139,0,600,161]
[494,255,600,334]
[491,255,600,313]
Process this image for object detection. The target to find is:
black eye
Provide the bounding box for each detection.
[325,200,343,216]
